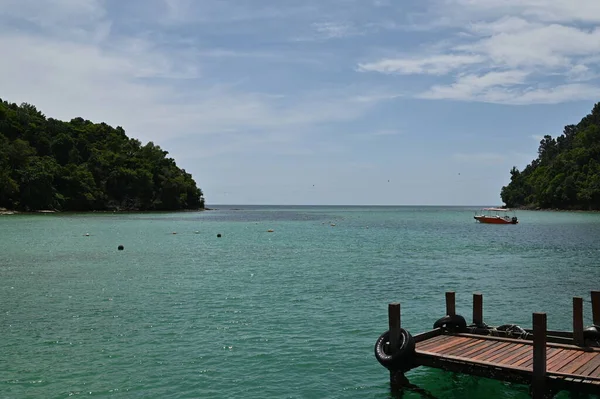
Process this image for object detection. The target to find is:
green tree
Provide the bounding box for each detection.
[0,96,205,211]
[501,102,600,210]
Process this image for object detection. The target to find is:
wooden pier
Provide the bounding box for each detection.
[375,291,600,398]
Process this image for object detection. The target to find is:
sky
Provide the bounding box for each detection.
[1,0,599,206]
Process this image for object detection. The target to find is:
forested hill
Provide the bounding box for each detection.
[501,102,600,210]
[0,99,204,212]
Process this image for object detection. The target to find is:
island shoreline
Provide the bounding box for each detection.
[0,207,212,215]
[512,206,600,213]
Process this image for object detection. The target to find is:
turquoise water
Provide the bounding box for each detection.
[1,206,600,398]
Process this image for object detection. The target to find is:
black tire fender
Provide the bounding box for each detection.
[433,314,467,332]
[374,328,416,371]
[583,325,600,341]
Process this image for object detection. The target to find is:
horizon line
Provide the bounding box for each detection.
[206,204,504,207]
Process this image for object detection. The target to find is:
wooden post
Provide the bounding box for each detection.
[473,293,483,326]
[388,303,401,353]
[388,303,404,395]
[573,297,584,346]
[446,291,456,316]
[592,291,600,326]
[532,312,547,399]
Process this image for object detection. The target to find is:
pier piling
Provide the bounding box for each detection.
[445,291,455,316]
[573,297,584,346]
[592,291,600,326]
[473,293,483,326]
[532,312,548,399]
[387,303,405,394]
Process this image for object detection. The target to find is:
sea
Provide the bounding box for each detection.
[1,206,600,399]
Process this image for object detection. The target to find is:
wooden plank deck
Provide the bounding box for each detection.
[379,292,600,397]
[414,333,600,394]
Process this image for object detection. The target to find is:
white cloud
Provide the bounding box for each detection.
[350,92,404,103]
[420,70,529,100]
[158,0,342,28]
[566,64,599,82]
[444,0,600,24]
[295,18,404,42]
[502,84,600,105]
[2,0,569,206]
[0,0,109,43]
[357,54,484,75]
[0,3,397,157]
[166,130,322,160]
[467,17,539,35]
[0,0,105,25]
[163,0,192,22]
[457,24,600,69]
[423,78,599,105]
[313,22,359,39]
[358,1,600,104]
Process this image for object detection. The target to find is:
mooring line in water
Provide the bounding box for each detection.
[390,373,440,399]
[403,382,440,399]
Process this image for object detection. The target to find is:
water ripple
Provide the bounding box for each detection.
[1,207,599,398]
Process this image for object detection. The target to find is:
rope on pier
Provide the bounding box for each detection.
[495,324,531,339]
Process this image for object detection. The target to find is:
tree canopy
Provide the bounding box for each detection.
[501,102,600,210]
[0,98,204,211]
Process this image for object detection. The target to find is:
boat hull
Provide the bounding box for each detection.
[474,216,518,224]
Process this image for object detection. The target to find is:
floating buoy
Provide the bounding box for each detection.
[267,229,274,232]
[118,245,124,251]
[217,233,222,238]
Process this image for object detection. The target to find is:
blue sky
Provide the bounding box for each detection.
[1,0,599,205]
